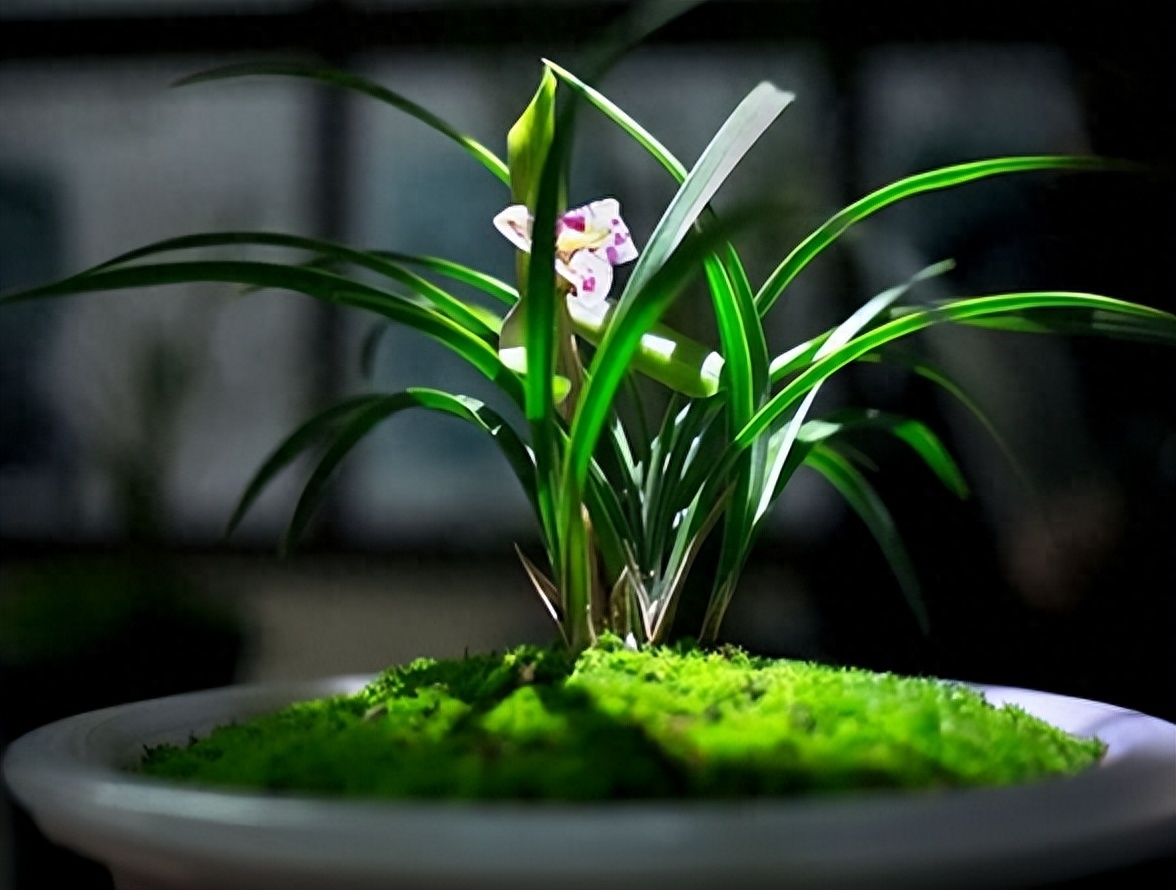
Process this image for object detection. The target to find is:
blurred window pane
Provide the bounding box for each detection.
[0,59,316,543]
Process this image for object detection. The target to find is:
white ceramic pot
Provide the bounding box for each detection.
[4,676,1174,890]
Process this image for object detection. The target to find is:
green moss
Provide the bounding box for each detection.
[139,639,1104,800]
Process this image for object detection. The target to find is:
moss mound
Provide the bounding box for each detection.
[140,639,1104,799]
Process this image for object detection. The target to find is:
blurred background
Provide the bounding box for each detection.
[1,2,1173,888]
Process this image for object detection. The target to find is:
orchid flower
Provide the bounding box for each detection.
[494,198,639,324]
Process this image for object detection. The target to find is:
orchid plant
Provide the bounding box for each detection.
[5,59,1174,655]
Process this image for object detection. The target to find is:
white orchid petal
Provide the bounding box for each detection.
[567,293,611,326]
[566,250,613,306]
[604,228,639,265]
[584,197,621,221]
[493,204,534,253]
[592,199,637,258]
[566,296,612,331]
[554,258,578,289]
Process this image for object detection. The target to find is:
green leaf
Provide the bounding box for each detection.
[802,409,969,499]
[644,397,726,568]
[566,82,794,504]
[507,61,747,402]
[860,347,1027,494]
[3,259,523,406]
[710,259,953,629]
[768,334,828,384]
[701,241,770,646]
[766,262,955,386]
[755,156,1114,317]
[522,91,573,608]
[176,62,509,186]
[560,221,749,650]
[937,305,1176,344]
[542,60,731,400]
[548,76,789,410]
[508,67,558,208]
[690,286,1173,640]
[707,248,765,427]
[371,252,517,308]
[618,374,653,478]
[73,230,502,337]
[584,461,636,584]
[759,260,956,514]
[623,82,795,302]
[227,395,388,536]
[69,228,520,311]
[283,389,535,552]
[543,59,688,182]
[498,67,565,399]
[564,219,750,541]
[740,292,1176,452]
[805,444,928,633]
[651,485,730,643]
[359,322,391,378]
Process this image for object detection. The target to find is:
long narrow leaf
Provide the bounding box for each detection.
[585,462,636,582]
[768,333,829,383]
[801,410,969,499]
[939,306,1176,344]
[177,62,509,186]
[77,231,502,336]
[653,485,730,643]
[227,394,390,535]
[566,78,795,503]
[705,237,770,646]
[543,59,688,182]
[544,60,750,402]
[753,261,952,525]
[623,82,794,301]
[804,444,928,632]
[561,226,738,648]
[860,347,1027,493]
[739,292,1176,451]
[755,156,1113,317]
[644,397,725,567]
[524,88,575,631]
[565,219,753,518]
[79,228,518,310]
[373,252,517,307]
[548,56,749,399]
[284,389,535,552]
[3,259,523,405]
